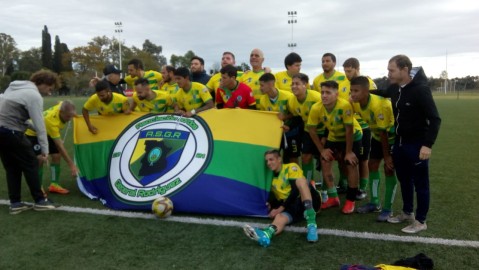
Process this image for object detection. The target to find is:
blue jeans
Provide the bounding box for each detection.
[392,142,430,223]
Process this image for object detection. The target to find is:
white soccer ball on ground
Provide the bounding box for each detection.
[151,196,174,218]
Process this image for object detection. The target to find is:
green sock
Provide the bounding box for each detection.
[327,187,338,198]
[369,171,380,206]
[263,225,277,239]
[304,208,317,226]
[339,171,348,188]
[302,162,314,182]
[50,164,61,185]
[38,166,44,186]
[360,178,368,190]
[384,175,398,211]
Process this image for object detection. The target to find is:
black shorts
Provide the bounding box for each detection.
[26,135,58,155]
[301,132,320,156]
[270,184,321,224]
[281,125,303,160]
[369,138,393,160]
[324,139,362,163]
[359,128,371,161]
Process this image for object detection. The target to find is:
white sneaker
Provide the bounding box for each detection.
[387,212,415,224]
[401,220,427,234]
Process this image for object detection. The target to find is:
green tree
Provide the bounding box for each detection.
[42,25,53,70]
[17,47,42,73]
[142,39,167,67]
[53,35,63,73]
[0,33,19,76]
[170,50,196,68]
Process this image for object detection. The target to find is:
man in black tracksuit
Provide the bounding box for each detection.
[372,55,441,234]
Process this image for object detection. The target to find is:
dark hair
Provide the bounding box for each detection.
[223,51,235,61]
[320,80,339,90]
[190,56,205,66]
[264,149,281,157]
[134,77,149,86]
[174,67,190,78]
[259,73,276,83]
[292,73,309,85]
[284,52,302,69]
[349,76,370,89]
[343,57,360,69]
[165,65,176,73]
[30,70,60,88]
[220,64,237,77]
[389,54,412,73]
[95,80,110,92]
[127,58,144,70]
[322,53,337,63]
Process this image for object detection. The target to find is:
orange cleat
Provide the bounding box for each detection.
[342,200,355,214]
[48,183,70,195]
[321,197,340,209]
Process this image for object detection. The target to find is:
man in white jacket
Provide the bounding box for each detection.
[0,70,61,214]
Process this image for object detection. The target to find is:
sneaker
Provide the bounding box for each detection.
[48,183,70,194]
[401,220,427,234]
[321,197,340,209]
[377,210,393,222]
[9,202,33,215]
[356,203,381,214]
[355,190,367,200]
[342,200,355,214]
[306,224,318,243]
[387,212,415,224]
[34,198,60,211]
[243,224,271,247]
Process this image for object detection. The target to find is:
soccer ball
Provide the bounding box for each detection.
[151,196,173,218]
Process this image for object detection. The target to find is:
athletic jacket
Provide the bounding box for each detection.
[0,81,48,154]
[372,67,441,148]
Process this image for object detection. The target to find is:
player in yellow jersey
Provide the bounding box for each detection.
[160,65,180,112]
[130,78,172,113]
[258,73,299,162]
[243,149,320,247]
[340,57,378,199]
[173,67,214,117]
[312,53,347,91]
[82,80,131,134]
[274,52,303,92]
[307,80,362,214]
[25,101,78,194]
[124,58,163,91]
[350,76,398,222]
[240,48,266,109]
[206,52,243,97]
[281,73,322,186]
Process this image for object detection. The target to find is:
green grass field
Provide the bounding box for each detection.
[0,95,478,269]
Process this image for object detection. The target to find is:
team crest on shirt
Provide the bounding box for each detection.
[236,96,242,102]
[291,166,298,171]
[346,109,352,116]
[323,116,328,122]
[108,114,213,203]
[283,78,288,84]
[378,113,384,120]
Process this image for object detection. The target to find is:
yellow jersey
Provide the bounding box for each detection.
[258,89,293,113]
[312,70,347,91]
[287,90,322,129]
[271,163,304,201]
[124,70,163,91]
[352,94,395,143]
[175,82,213,111]
[307,98,362,142]
[25,102,65,139]
[132,90,172,113]
[83,92,129,115]
[240,70,265,108]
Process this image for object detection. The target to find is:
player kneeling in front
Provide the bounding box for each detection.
[243,149,320,247]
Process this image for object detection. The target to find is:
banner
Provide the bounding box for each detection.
[73,109,282,216]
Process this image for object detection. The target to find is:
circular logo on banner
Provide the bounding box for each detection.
[109,114,213,204]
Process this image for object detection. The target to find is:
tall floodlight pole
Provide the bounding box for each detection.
[288,11,297,50]
[114,22,123,72]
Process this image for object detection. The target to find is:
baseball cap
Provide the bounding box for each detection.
[103,64,122,75]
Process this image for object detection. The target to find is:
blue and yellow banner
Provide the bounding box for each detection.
[73,109,282,216]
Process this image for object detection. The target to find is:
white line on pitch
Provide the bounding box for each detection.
[0,199,477,248]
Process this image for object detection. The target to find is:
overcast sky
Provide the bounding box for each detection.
[1,0,478,79]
